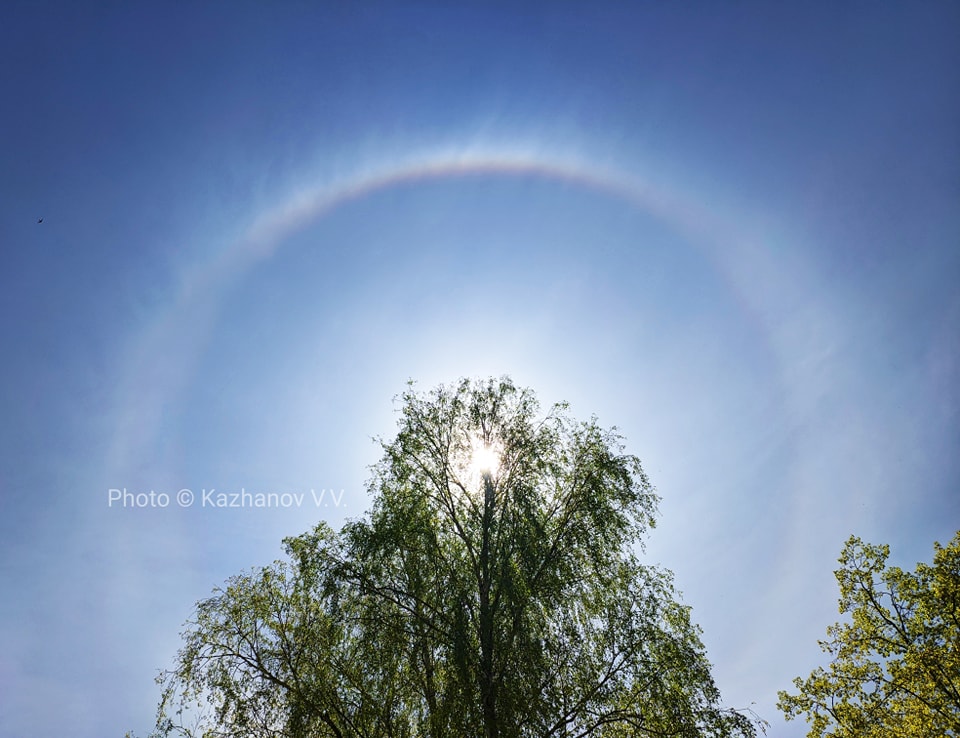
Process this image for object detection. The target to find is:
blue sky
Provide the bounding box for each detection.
[1,3,958,736]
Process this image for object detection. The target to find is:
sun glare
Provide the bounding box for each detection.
[469,437,501,478]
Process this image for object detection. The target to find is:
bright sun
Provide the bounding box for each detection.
[469,437,501,478]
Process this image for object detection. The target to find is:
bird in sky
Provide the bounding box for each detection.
[37,217,43,224]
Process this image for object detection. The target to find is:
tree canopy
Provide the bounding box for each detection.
[778,531,960,737]
[148,377,762,738]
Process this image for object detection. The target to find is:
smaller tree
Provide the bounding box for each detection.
[778,531,960,737]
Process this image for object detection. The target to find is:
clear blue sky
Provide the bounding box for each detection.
[1,3,958,736]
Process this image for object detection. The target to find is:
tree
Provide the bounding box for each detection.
[149,377,762,738]
[778,532,960,737]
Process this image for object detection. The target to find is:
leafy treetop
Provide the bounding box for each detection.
[144,377,764,738]
[778,531,960,737]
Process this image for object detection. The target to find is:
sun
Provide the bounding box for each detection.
[469,436,501,478]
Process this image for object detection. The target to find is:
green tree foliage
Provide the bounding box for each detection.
[150,378,762,738]
[778,532,960,737]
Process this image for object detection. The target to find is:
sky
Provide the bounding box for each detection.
[1,3,958,736]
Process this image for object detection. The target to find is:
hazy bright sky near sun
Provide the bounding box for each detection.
[1,3,958,736]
